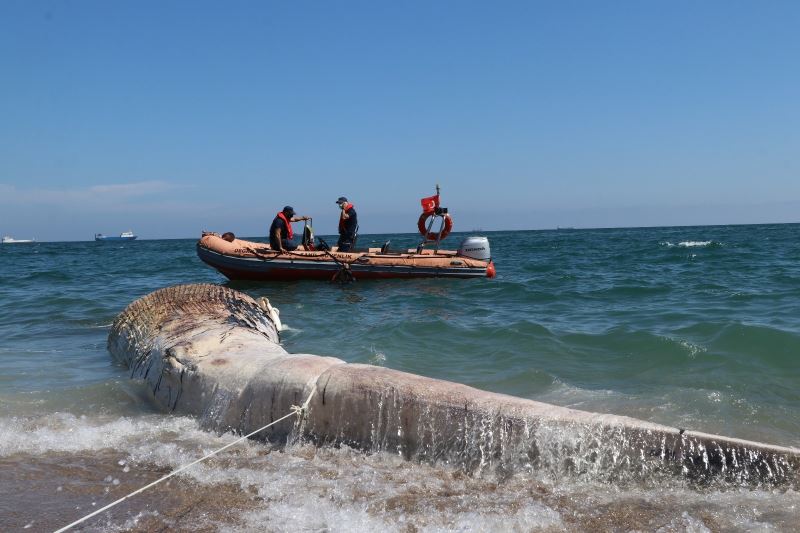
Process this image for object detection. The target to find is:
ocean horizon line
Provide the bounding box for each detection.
[6,220,798,244]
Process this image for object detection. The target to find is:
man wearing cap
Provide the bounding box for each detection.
[335,197,358,252]
[270,206,308,253]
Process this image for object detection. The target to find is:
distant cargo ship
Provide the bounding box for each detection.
[95,231,137,241]
[2,236,35,244]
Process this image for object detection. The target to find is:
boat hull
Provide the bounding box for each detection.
[197,236,491,281]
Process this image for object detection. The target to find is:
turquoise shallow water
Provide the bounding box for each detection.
[1,224,799,446]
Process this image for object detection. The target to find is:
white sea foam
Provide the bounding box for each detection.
[101,510,162,532]
[0,413,218,457]
[368,345,387,366]
[661,240,716,248]
[3,412,799,531]
[0,412,565,530]
[676,338,707,358]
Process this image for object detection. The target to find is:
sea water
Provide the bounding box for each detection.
[1,224,799,531]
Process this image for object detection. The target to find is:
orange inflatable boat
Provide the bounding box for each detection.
[197,233,496,281]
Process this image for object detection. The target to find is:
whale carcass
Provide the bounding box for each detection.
[108,284,800,484]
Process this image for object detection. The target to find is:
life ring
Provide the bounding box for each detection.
[417,212,453,241]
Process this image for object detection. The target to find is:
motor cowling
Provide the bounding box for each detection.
[457,236,491,261]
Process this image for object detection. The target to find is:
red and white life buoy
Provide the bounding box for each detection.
[417,212,453,241]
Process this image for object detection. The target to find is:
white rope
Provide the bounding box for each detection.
[54,388,316,533]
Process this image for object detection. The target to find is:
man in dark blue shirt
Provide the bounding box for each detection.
[270,206,308,252]
[335,196,358,252]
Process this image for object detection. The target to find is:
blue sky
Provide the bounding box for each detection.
[1,1,799,240]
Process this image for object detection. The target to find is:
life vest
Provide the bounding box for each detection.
[338,203,355,234]
[277,212,293,239]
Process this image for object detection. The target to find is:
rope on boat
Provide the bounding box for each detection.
[245,246,284,262]
[54,387,317,533]
[246,243,357,283]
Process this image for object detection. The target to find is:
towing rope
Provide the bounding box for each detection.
[54,388,316,533]
[245,246,358,283]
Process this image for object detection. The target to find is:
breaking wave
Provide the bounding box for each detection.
[660,240,720,248]
[2,412,799,532]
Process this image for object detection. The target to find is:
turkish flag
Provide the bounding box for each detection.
[420,194,440,214]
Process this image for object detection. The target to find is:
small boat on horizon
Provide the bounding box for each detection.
[95,231,137,241]
[2,236,35,244]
